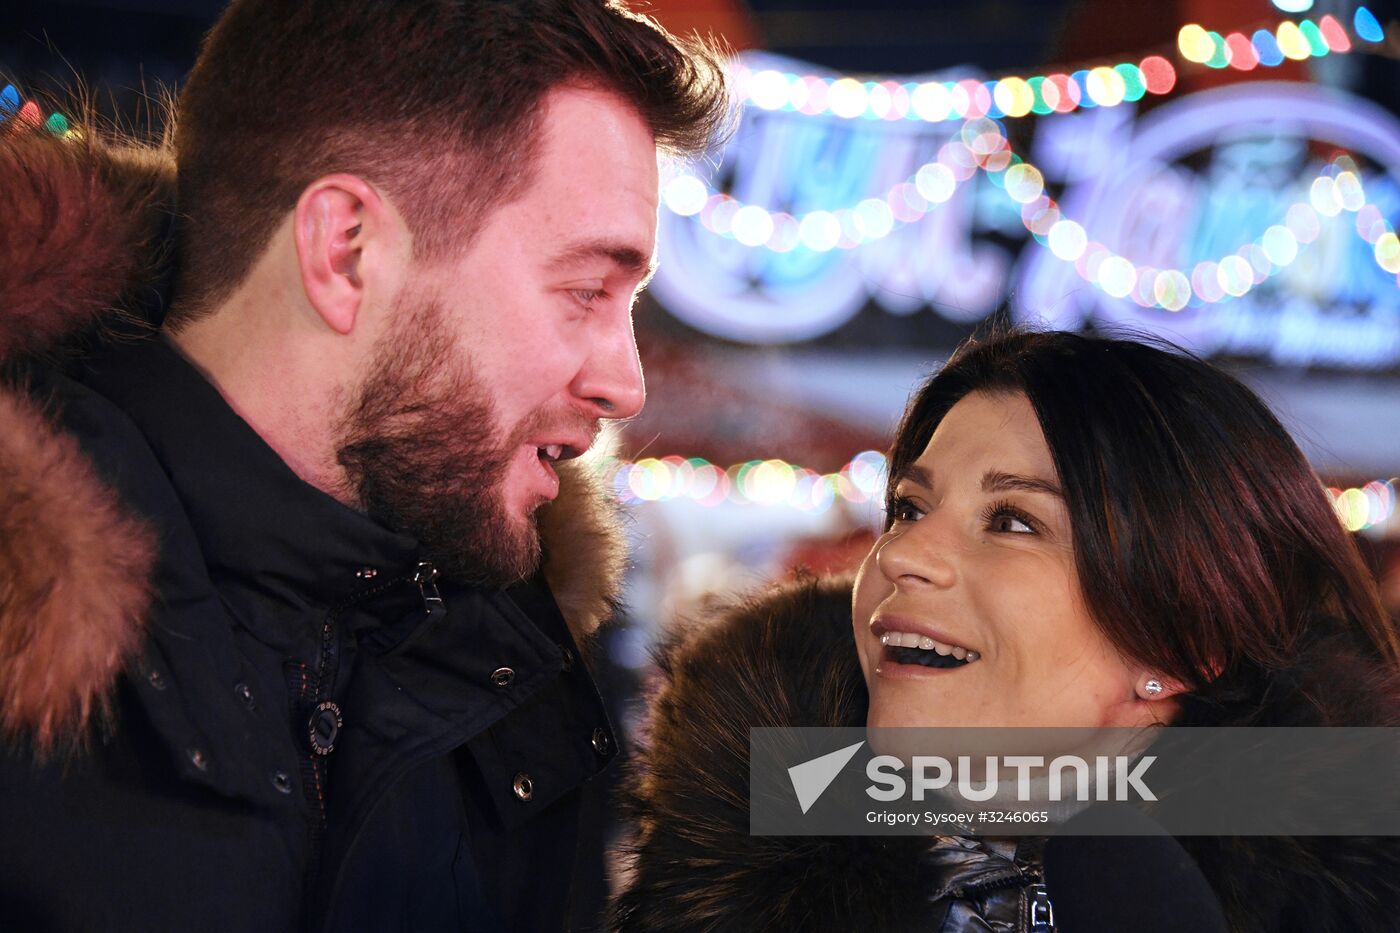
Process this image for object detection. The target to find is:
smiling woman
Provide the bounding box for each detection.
[611,329,1400,933]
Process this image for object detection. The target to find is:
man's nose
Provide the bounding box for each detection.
[573,317,646,420]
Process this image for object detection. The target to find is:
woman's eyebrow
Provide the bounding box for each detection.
[981,469,1063,499]
[893,463,934,489]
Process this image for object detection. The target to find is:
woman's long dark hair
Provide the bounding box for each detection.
[886,329,1400,723]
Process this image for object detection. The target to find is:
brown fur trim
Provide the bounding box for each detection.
[0,114,173,361]
[612,577,949,933]
[0,385,155,753]
[539,456,629,642]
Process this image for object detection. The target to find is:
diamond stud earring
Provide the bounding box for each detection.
[1143,679,1164,697]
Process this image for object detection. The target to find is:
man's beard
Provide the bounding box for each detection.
[334,292,542,588]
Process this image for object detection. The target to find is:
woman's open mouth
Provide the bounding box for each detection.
[880,630,980,670]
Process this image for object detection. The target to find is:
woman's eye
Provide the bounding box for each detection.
[985,504,1037,534]
[886,496,925,524]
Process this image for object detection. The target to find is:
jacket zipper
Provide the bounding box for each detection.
[312,560,444,735]
[953,868,1056,932]
[301,562,443,891]
[1027,882,1055,931]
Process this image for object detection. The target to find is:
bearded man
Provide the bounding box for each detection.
[0,2,726,930]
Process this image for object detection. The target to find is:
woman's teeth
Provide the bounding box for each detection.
[880,630,980,662]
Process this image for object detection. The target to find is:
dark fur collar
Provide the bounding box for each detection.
[612,577,1400,932]
[0,116,625,752]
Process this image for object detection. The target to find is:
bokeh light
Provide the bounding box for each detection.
[1277,21,1311,60]
[1153,270,1192,311]
[1048,219,1088,261]
[663,175,708,216]
[1261,225,1299,267]
[1178,24,1213,63]
[1354,6,1384,43]
[1138,56,1176,95]
[1318,15,1351,52]
[1097,256,1137,297]
[1377,233,1400,275]
[1003,163,1045,204]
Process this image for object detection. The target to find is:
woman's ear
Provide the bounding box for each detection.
[293,174,388,335]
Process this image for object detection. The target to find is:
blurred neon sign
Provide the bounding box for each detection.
[652,58,1400,368]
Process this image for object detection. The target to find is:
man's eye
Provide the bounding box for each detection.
[570,288,607,307]
[886,495,924,524]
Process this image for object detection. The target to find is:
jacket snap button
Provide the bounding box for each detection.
[490,667,515,688]
[271,771,293,794]
[512,772,534,802]
[147,668,167,691]
[187,748,209,771]
[591,727,612,756]
[560,648,576,672]
[234,682,255,709]
[308,701,343,756]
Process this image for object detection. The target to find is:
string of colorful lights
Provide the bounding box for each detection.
[732,7,1385,123]
[5,8,1383,137]
[1004,150,1400,311]
[601,451,889,512]
[664,112,1400,310]
[0,85,71,135]
[599,450,1397,535]
[1330,480,1397,532]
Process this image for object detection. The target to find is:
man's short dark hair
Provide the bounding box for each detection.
[168,0,729,327]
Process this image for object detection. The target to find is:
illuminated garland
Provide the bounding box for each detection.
[733,8,1384,123]
[665,115,1400,309]
[601,451,889,512]
[1329,480,1397,532]
[602,451,1396,535]
[1007,151,1400,311]
[4,6,1386,136]
[0,85,72,135]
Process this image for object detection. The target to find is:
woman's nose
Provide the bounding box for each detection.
[875,522,957,589]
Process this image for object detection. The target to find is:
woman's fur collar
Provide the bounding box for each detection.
[0,117,625,752]
[612,576,1400,932]
[612,576,954,932]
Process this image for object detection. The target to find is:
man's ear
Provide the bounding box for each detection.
[293,174,393,335]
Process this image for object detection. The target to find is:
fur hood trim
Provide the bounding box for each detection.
[0,116,626,750]
[612,577,957,933]
[612,577,1400,933]
[0,118,169,755]
[541,455,628,643]
[0,388,156,755]
[0,113,174,359]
